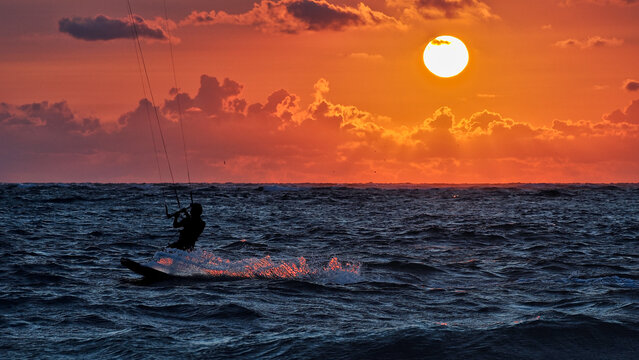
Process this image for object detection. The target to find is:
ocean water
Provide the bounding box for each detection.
[1,183,638,359]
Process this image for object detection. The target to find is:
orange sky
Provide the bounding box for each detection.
[1,0,638,183]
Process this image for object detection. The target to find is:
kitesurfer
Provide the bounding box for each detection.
[167,203,205,251]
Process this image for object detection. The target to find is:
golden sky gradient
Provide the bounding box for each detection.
[1,0,638,182]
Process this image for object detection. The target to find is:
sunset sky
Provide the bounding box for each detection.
[1,0,638,183]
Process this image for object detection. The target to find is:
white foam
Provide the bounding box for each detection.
[147,248,361,284]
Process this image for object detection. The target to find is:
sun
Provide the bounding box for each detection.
[423,35,469,78]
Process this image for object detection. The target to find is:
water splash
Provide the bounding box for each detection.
[147,248,361,284]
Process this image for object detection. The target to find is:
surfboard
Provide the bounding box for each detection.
[121,257,172,280]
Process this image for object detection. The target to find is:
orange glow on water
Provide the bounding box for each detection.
[200,256,358,279]
[153,250,360,280]
[157,257,173,266]
[324,257,358,273]
[202,256,312,279]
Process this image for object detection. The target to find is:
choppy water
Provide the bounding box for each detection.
[1,183,638,359]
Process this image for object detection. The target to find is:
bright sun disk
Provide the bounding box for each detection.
[423,35,469,78]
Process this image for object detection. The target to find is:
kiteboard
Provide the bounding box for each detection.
[121,257,172,280]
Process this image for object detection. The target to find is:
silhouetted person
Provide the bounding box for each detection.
[167,203,205,251]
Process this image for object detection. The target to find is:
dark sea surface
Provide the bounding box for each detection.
[1,183,638,359]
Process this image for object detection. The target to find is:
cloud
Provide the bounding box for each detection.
[0,101,100,135]
[182,0,403,34]
[554,36,623,49]
[387,0,499,21]
[560,0,638,6]
[0,101,103,180]
[163,75,246,117]
[431,39,451,45]
[2,76,639,182]
[623,79,639,92]
[541,24,552,30]
[59,15,167,41]
[348,52,384,61]
[603,99,639,124]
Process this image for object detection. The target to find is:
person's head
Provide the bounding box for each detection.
[191,203,203,217]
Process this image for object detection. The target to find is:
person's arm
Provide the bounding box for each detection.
[173,210,191,228]
[167,206,188,219]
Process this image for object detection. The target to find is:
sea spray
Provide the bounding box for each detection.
[149,248,361,283]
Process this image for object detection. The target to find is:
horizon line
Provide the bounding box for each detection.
[3,181,638,186]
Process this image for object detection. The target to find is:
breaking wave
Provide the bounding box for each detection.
[146,248,361,284]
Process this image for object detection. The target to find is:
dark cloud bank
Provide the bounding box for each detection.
[59,15,167,41]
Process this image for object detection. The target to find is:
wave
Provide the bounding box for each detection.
[143,248,361,284]
[213,303,262,319]
[367,260,444,275]
[8,229,32,236]
[43,195,112,203]
[266,278,343,293]
[222,239,268,250]
[8,263,71,285]
[136,303,261,320]
[262,315,639,360]
[57,313,117,327]
[0,294,89,310]
[255,185,303,192]
[569,275,639,288]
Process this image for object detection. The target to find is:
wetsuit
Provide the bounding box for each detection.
[168,214,205,251]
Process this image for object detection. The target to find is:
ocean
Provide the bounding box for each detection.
[1,183,638,359]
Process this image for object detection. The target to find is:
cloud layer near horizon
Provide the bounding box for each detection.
[1,75,638,183]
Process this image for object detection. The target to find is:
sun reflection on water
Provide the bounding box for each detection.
[150,249,360,282]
